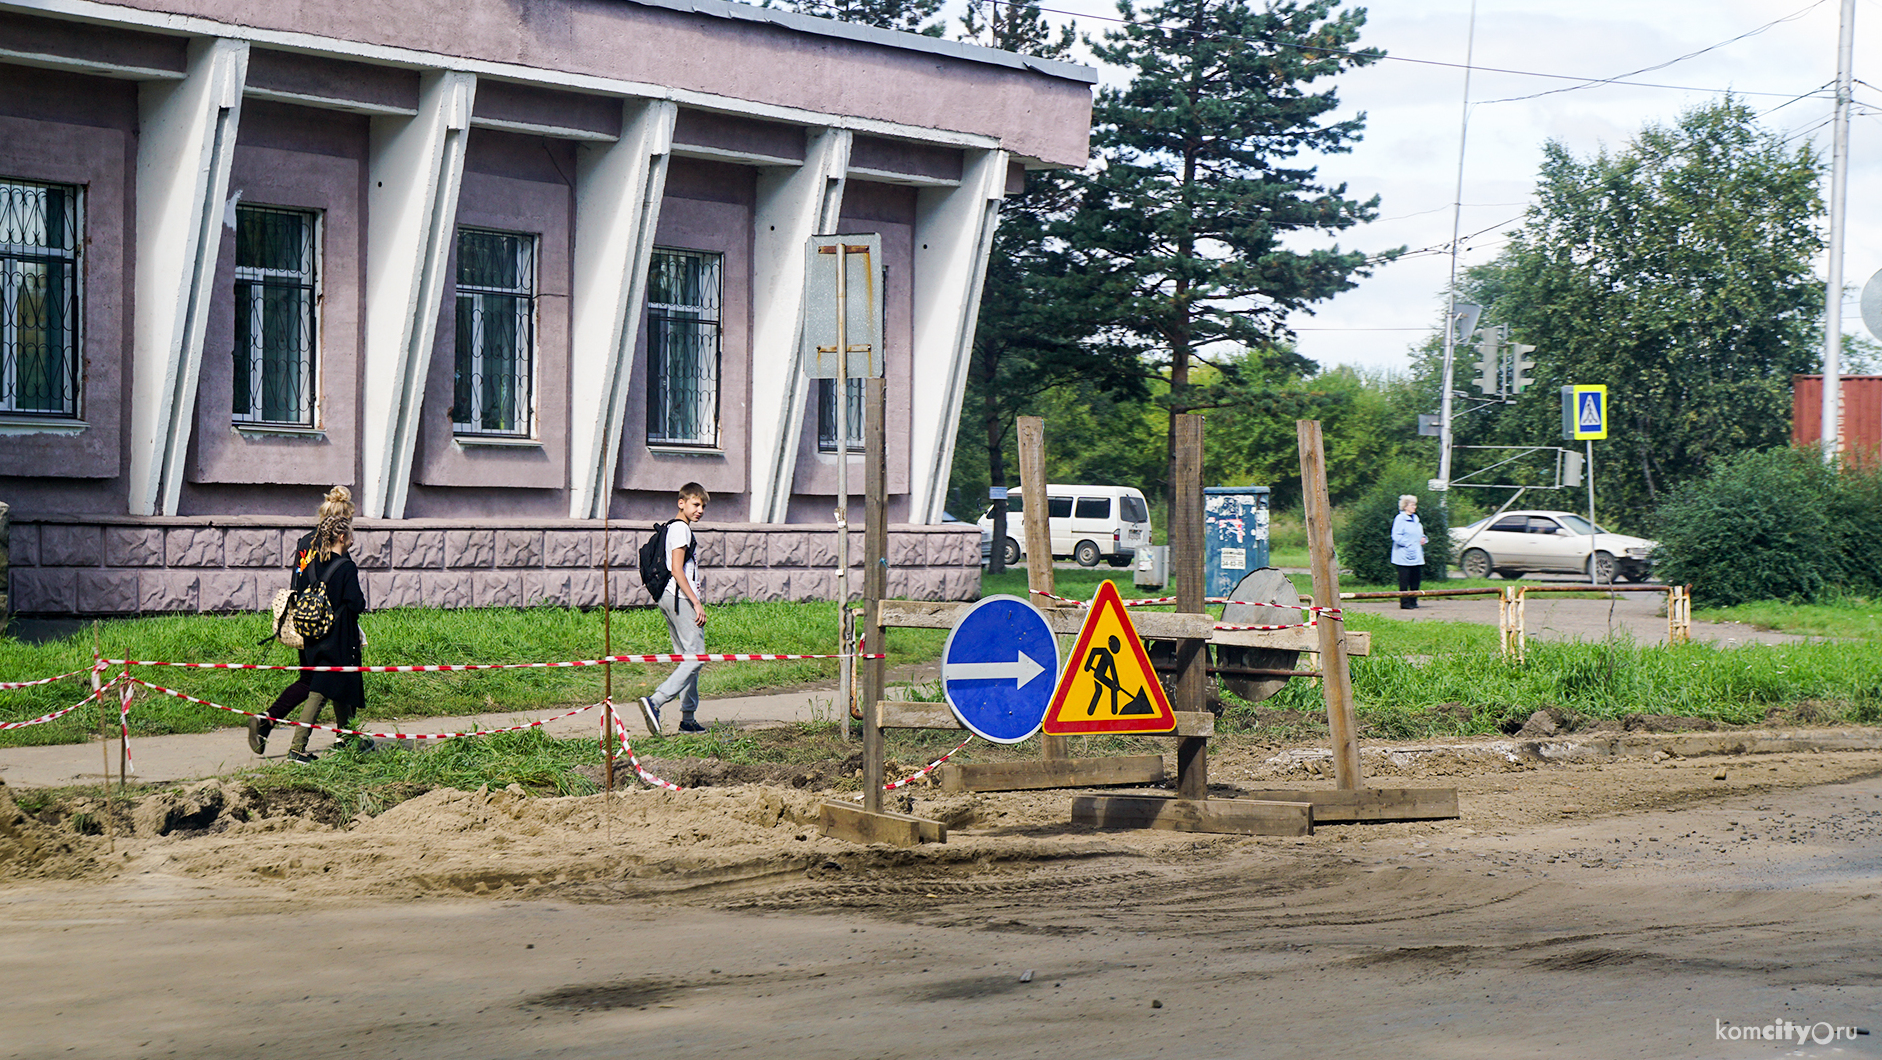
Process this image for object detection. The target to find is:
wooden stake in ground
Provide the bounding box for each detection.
[601,504,615,794]
[861,376,888,815]
[1296,419,1362,790]
[1015,416,1068,761]
[93,624,112,849]
[1170,414,1208,800]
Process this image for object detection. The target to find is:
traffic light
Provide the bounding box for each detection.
[1472,325,1503,395]
[1509,341,1538,394]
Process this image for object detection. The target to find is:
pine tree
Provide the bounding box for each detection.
[778,0,944,36]
[1068,0,1397,487]
[949,0,1135,571]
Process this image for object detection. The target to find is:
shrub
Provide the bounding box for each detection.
[1334,470,1450,585]
[1652,447,1845,606]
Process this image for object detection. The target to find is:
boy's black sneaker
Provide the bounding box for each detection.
[287,750,318,764]
[247,716,267,755]
[637,697,661,736]
[678,719,706,734]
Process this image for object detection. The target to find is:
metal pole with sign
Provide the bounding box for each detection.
[1563,385,1608,584]
[803,234,884,741]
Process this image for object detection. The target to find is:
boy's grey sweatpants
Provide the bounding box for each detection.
[652,585,702,718]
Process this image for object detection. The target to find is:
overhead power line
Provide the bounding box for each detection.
[988,0,1840,101]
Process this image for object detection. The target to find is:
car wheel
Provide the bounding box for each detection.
[1589,551,1617,584]
[1461,548,1493,579]
[1107,555,1131,568]
[1074,541,1102,567]
[1002,538,1021,567]
[1493,568,1524,580]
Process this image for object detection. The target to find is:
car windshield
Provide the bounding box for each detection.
[1556,514,1610,535]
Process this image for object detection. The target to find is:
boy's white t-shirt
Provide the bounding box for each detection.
[663,520,698,597]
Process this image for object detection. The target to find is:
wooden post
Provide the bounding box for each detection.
[602,504,614,793]
[1016,416,1069,761]
[1296,420,1362,791]
[1171,414,1208,800]
[862,377,888,814]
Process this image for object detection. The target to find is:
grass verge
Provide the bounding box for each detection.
[1693,595,1881,641]
[0,605,946,748]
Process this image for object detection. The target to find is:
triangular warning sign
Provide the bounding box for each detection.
[1043,580,1176,736]
[1579,393,1602,428]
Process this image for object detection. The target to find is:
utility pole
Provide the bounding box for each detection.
[1436,0,1479,510]
[1823,0,1856,463]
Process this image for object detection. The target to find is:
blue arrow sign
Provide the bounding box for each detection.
[942,595,1060,744]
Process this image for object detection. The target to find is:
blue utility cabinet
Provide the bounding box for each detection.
[1203,487,1271,598]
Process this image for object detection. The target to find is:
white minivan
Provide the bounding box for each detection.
[977,485,1153,568]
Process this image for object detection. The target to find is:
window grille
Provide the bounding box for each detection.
[645,249,722,447]
[816,378,864,453]
[232,206,317,427]
[453,228,536,437]
[0,179,80,418]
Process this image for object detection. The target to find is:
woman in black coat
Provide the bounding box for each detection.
[285,515,368,762]
[250,486,356,755]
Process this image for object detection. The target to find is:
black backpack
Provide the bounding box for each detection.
[287,559,338,642]
[638,520,679,602]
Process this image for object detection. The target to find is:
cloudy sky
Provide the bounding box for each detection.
[954,0,1882,375]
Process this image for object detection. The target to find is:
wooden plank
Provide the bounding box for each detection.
[1212,627,1371,656]
[817,802,946,846]
[1297,420,1363,790]
[1237,788,1459,823]
[861,377,888,814]
[938,755,1164,793]
[874,701,1213,737]
[1171,415,1208,801]
[1017,415,1069,763]
[1071,795,1312,837]
[880,601,1215,640]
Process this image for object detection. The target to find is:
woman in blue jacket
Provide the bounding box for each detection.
[1390,495,1427,609]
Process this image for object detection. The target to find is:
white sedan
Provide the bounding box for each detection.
[1450,510,1656,583]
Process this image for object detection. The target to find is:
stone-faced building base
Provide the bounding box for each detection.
[4,516,980,617]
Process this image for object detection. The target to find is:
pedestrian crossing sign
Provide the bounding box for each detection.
[1562,385,1608,441]
[1043,580,1176,736]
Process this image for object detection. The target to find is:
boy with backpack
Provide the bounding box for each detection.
[637,482,709,735]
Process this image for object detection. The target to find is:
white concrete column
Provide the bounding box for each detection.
[747,127,852,523]
[567,99,677,520]
[908,148,1007,524]
[128,37,248,516]
[359,70,475,519]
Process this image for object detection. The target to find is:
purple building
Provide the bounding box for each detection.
[0,0,1095,615]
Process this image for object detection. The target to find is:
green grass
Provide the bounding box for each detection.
[1693,595,1882,641]
[1224,637,1882,737]
[0,605,946,748]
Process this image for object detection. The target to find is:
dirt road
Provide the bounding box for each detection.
[5,739,1880,1060]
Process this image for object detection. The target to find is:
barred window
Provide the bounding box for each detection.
[453,228,536,437]
[232,206,317,427]
[645,249,721,448]
[816,378,864,453]
[0,179,80,418]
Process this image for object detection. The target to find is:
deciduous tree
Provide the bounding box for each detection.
[1449,98,1823,526]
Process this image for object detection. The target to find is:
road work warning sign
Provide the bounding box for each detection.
[1042,580,1176,736]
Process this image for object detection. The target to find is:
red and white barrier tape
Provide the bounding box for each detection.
[116,672,138,776]
[0,681,113,730]
[124,675,604,742]
[102,652,886,673]
[0,666,95,691]
[609,709,682,791]
[882,735,974,791]
[1029,589,1340,621]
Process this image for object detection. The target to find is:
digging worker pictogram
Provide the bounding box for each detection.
[1083,636,1154,716]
